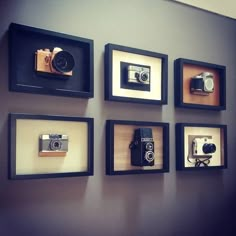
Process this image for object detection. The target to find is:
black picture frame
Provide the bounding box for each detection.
[105,44,168,105]
[174,58,226,110]
[176,123,227,171]
[9,23,94,98]
[106,120,169,175]
[9,113,94,179]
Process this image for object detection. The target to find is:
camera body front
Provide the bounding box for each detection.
[39,134,69,157]
[35,47,75,76]
[190,72,214,95]
[192,137,216,157]
[127,65,150,85]
[130,128,155,166]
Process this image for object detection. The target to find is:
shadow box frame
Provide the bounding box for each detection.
[9,113,94,180]
[9,23,94,98]
[174,58,226,110]
[175,123,227,171]
[106,119,169,175]
[104,43,168,105]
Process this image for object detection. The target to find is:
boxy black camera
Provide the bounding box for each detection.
[129,128,155,166]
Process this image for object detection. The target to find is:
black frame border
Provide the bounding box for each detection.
[175,123,227,171]
[9,113,94,179]
[174,58,226,110]
[106,119,169,175]
[9,22,94,98]
[105,43,168,105]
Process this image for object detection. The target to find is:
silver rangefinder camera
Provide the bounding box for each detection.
[127,65,150,85]
[39,134,68,157]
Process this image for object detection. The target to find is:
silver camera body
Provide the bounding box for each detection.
[190,72,214,95]
[127,65,150,85]
[192,137,216,157]
[39,134,68,156]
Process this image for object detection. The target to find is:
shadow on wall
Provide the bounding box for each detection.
[0,113,89,209]
[0,175,89,210]
[174,107,222,124]
[0,31,9,94]
[174,170,234,235]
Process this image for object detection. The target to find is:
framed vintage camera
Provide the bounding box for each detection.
[174,58,226,110]
[9,23,94,98]
[9,113,94,179]
[175,123,227,171]
[105,44,168,105]
[106,120,169,175]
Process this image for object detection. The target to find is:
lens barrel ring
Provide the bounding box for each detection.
[49,139,62,151]
[145,150,154,163]
[52,51,75,73]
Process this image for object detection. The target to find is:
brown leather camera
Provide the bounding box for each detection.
[35,47,75,76]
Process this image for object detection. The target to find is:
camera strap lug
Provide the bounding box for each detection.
[129,140,138,149]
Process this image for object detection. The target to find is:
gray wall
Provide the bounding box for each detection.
[0,0,236,235]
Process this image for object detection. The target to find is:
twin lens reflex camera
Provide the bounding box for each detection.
[129,128,155,166]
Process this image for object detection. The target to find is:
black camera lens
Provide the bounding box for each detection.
[146,142,153,151]
[52,51,75,73]
[190,77,204,91]
[140,72,149,82]
[145,151,154,162]
[202,143,216,154]
[50,139,62,151]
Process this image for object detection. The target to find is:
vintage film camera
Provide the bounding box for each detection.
[35,47,75,76]
[190,72,214,95]
[39,134,69,157]
[192,137,216,157]
[129,128,155,166]
[127,65,150,85]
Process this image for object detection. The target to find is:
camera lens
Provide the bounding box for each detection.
[52,51,75,73]
[140,72,149,82]
[146,142,153,151]
[204,78,214,91]
[202,143,216,154]
[190,77,204,91]
[50,139,62,151]
[145,151,154,162]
